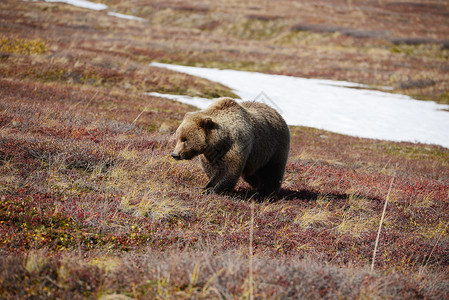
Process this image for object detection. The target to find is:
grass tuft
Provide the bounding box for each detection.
[0,35,47,55]
[0,0,448,298]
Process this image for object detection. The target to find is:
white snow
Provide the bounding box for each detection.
[107,12,146,22]
[146,92,215,109]
[41,0,145,21]
[44,0,107,11]
[149,63,449,148]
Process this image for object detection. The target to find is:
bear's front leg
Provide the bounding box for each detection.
[201,156,242,194]
[205,172,240,194]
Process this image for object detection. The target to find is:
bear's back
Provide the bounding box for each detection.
[241,101,288,133]
[205,98,289,143]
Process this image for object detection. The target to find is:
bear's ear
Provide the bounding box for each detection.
[199,116,216,130]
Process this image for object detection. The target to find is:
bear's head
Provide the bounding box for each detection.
[171,112,215,160]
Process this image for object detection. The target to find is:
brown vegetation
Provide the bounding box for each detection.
[0,0,448,298]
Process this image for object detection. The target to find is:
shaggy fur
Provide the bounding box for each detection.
[171,98,290,196]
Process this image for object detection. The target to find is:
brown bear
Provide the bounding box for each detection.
[171,97,290,196]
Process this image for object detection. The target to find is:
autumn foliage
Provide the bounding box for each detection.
[1,0,448,299]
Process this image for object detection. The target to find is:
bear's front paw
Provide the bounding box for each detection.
[203,186,216,195]
[203,185,232,196]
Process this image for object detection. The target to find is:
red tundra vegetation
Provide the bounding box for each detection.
[0,0,448,298]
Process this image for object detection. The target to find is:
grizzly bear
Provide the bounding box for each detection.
[171,97,290,196]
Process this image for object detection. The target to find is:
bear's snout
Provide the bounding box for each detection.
[171,152,181,160]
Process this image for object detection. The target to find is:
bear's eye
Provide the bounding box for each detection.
[181,137,187,142]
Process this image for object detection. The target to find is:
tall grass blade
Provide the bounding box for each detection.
[371,172,395,272]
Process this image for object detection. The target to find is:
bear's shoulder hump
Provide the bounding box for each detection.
[209,97,239,110]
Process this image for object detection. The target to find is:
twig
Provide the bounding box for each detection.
[249,200,254,300]
[423,221,449,270]
[46,275,63,289]
[132,106,148,126]
[371,172,395,272]
[302,160,318,177]
[69,91,98,111]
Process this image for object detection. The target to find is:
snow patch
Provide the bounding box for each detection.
[40,0,145,21]
[149,63,449,148]
[44,0,107,11]
[107,12,146,22]
[146,92,213,108]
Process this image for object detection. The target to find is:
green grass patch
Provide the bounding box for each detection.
[381,143,449,161]
[390,43,449,60]
[225,18,287,40]
[0,35,47,55]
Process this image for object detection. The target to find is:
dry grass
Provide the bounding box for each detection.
[0,0,449,298]
[2,249,449,299]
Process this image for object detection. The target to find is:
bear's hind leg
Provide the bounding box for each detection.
[255,157,287,197]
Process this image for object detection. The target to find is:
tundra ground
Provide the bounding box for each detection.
[1,1,448,298]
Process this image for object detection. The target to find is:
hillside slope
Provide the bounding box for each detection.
[1,1,448,298]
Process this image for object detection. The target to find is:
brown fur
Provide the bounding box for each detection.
[171,97,290,196]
